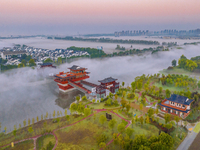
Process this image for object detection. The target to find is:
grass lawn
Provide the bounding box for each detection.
[89,102,120,110]
[160,67,191,75]
[145,95,157,103]
[132,123,159,137]
[36,134,56,150]
[1,140,34,150]
[54,111,125,150]
[113,108,143,120]
[193,122,200,133]
[153,82,185,92]
[0,112,95,147]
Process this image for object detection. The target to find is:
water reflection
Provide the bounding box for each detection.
[55,90,84,109]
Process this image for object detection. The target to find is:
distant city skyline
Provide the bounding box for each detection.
[0,0,200,35]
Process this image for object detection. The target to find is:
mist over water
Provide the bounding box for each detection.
[0,44,200,132]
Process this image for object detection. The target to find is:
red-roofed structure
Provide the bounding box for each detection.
[54,65,91,93]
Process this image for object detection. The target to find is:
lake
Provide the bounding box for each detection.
[0,38,200,132]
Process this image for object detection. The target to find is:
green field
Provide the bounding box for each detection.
[193,122,200,133]
[36,134,56,150]
[54,111,125,150]
[1,140,34,150]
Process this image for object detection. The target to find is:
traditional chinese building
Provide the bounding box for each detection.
[54,66,120,101]
[159,94,194,118]
[54,65,91,93]
[40,63,56,68]
[96,77,119,99]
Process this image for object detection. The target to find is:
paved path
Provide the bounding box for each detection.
[177,131,198,150]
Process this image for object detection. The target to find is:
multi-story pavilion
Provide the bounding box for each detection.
[54,65,91,93]
[159,94,194,118]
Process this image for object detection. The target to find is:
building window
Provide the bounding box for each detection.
[170,109,173,113]
[162,107,165,111]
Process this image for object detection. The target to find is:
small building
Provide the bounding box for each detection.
[1,51,27,59]
[96,77,119,99]
[40,63,56,68]
[159,94,194,118]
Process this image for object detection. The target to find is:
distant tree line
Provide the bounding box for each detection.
[54,36,160,45]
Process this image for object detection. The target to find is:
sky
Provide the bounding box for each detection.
[0,0,200,35]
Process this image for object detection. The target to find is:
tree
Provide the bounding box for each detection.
[126,104,131,112]
[164,114,171,124]
[108,119,117,133]
[21,59,26,66]
[158,132,174,150]
[122,82,125,87]
[29,59,36,66]
[155,108,159,115]
[122,91,126,97]
[37,116,39,122]
[137,81,143,90]
[139,103,143,111]
[82,96,87,101]
[53,110,56,118]
[19,124,21,130]
[132,118,135,128]
[77,104,84,114]
[13,129,17,139]
[145,116,150,126]
[99,115,107,126]
[115,94,118,100]
[92,99,95,103]
[70,103,77,114]
[140,116,144,126]
[28,127,33,135]
[172,59,176,67]
[121,99,127,109]
[113,133,118,147]
[117,123,126,133]
[114,100,118,106]
[43,121,47,130]
[126,127,134,138]
[64,109,68,116]
[99,142,106,149]
[44,58,53,63]
[23,119,26,127]
[147,108,154,118]
[28,118,31,126]
[165,89,171,98]
[84,108,91,117]
[185,59,197,71]
[41,114,43,120]
[178,55,187,68]
[57,57,62,64]
[175,116,180,127]
[66,115,70,124]
[132,135,148,150]
[76,96,80,103]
